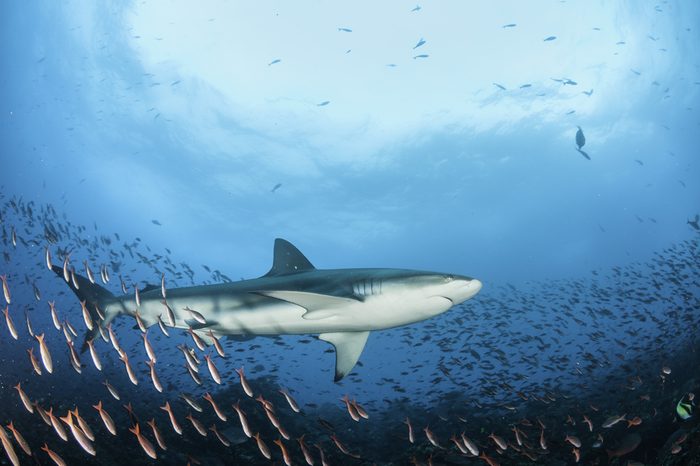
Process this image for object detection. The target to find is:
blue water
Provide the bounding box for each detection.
[1,2,699,465]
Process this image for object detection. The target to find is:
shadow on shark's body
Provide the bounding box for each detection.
[52,239,482,381]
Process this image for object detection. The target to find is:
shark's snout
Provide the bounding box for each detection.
[449,278,482,304]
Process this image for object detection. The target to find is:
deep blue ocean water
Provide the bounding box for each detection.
[1,2,699,465]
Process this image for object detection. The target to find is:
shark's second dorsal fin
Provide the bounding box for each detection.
[140,284,159,293]
[264,238,315,276]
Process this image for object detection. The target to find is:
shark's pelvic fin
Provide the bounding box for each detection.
[255,290,359,319]
[319,331,370,382]
[264,238,315,276]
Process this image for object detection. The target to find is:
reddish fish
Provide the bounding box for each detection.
[129,423,156,459]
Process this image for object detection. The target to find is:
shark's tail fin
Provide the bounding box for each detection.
[50,265,117,352]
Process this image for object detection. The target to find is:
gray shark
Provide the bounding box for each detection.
[53,239,482,381]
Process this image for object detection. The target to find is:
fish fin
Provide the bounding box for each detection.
[51,265,117,352]
[576,148,591,160]
[319,331,370,382]
[263,239,315,276]
[140,284,159,293]
[255,290,359,318]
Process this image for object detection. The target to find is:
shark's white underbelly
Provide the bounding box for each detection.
[124,292,452,336]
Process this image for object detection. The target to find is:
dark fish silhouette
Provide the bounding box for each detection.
[688,214,700,231]
[316,101,330,107]
[576,148,590,160]
[151,220,162,226]
[413,54,429,59]
[502,23,517,28]
[271,183,282,193]
[544,36,557,41]
[576,126,586,149]
[607,433,641,459]
[493,83,506,91]
[338,28,352,33]
[268,59,281,66]
[413,38,426,49]
[411,4,421,12]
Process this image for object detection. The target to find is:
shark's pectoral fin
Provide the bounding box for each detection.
[255,290,359,319]
[319,331,370,382]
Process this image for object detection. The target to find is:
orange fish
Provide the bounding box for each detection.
[129,423,156,459]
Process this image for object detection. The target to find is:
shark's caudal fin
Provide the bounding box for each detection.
[319,331,370,382]
[263,238,315,276]
[50,265,116,352]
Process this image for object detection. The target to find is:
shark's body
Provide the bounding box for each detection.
[55,239,482,380]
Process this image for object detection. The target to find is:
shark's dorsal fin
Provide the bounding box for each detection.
[264,238,315,276]
[319,331,370,382]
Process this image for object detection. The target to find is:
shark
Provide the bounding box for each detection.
[53,238,482,381]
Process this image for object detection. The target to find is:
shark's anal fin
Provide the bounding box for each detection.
[319,331,370,382]
[255,290,359,319]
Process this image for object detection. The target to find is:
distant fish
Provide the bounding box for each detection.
[519,84,532,88]
[151,219,162,226]
[493,83,506,90]
[634,159,644,166]
[413,38,426,49]
[316,100,330,107]
[607,433,641,459]
[543,36,557,41]
[582,89,594,96]
[411,4,421,12]
[170,80,181,86]
[616,41,626,45]
[630,69,641,75]
[575,126,586,149]
[566,110,576,115]
[413,54,429,59]
[502,23,517,28]
[268,59,281,66]
[688,214,700,231]
[271,183,282,193]
[345,49,351,54]
[338,27,352,33]
[593,27,601,31]
[386,63,397,67]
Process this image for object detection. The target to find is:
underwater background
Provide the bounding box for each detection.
[1,1,700,465]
